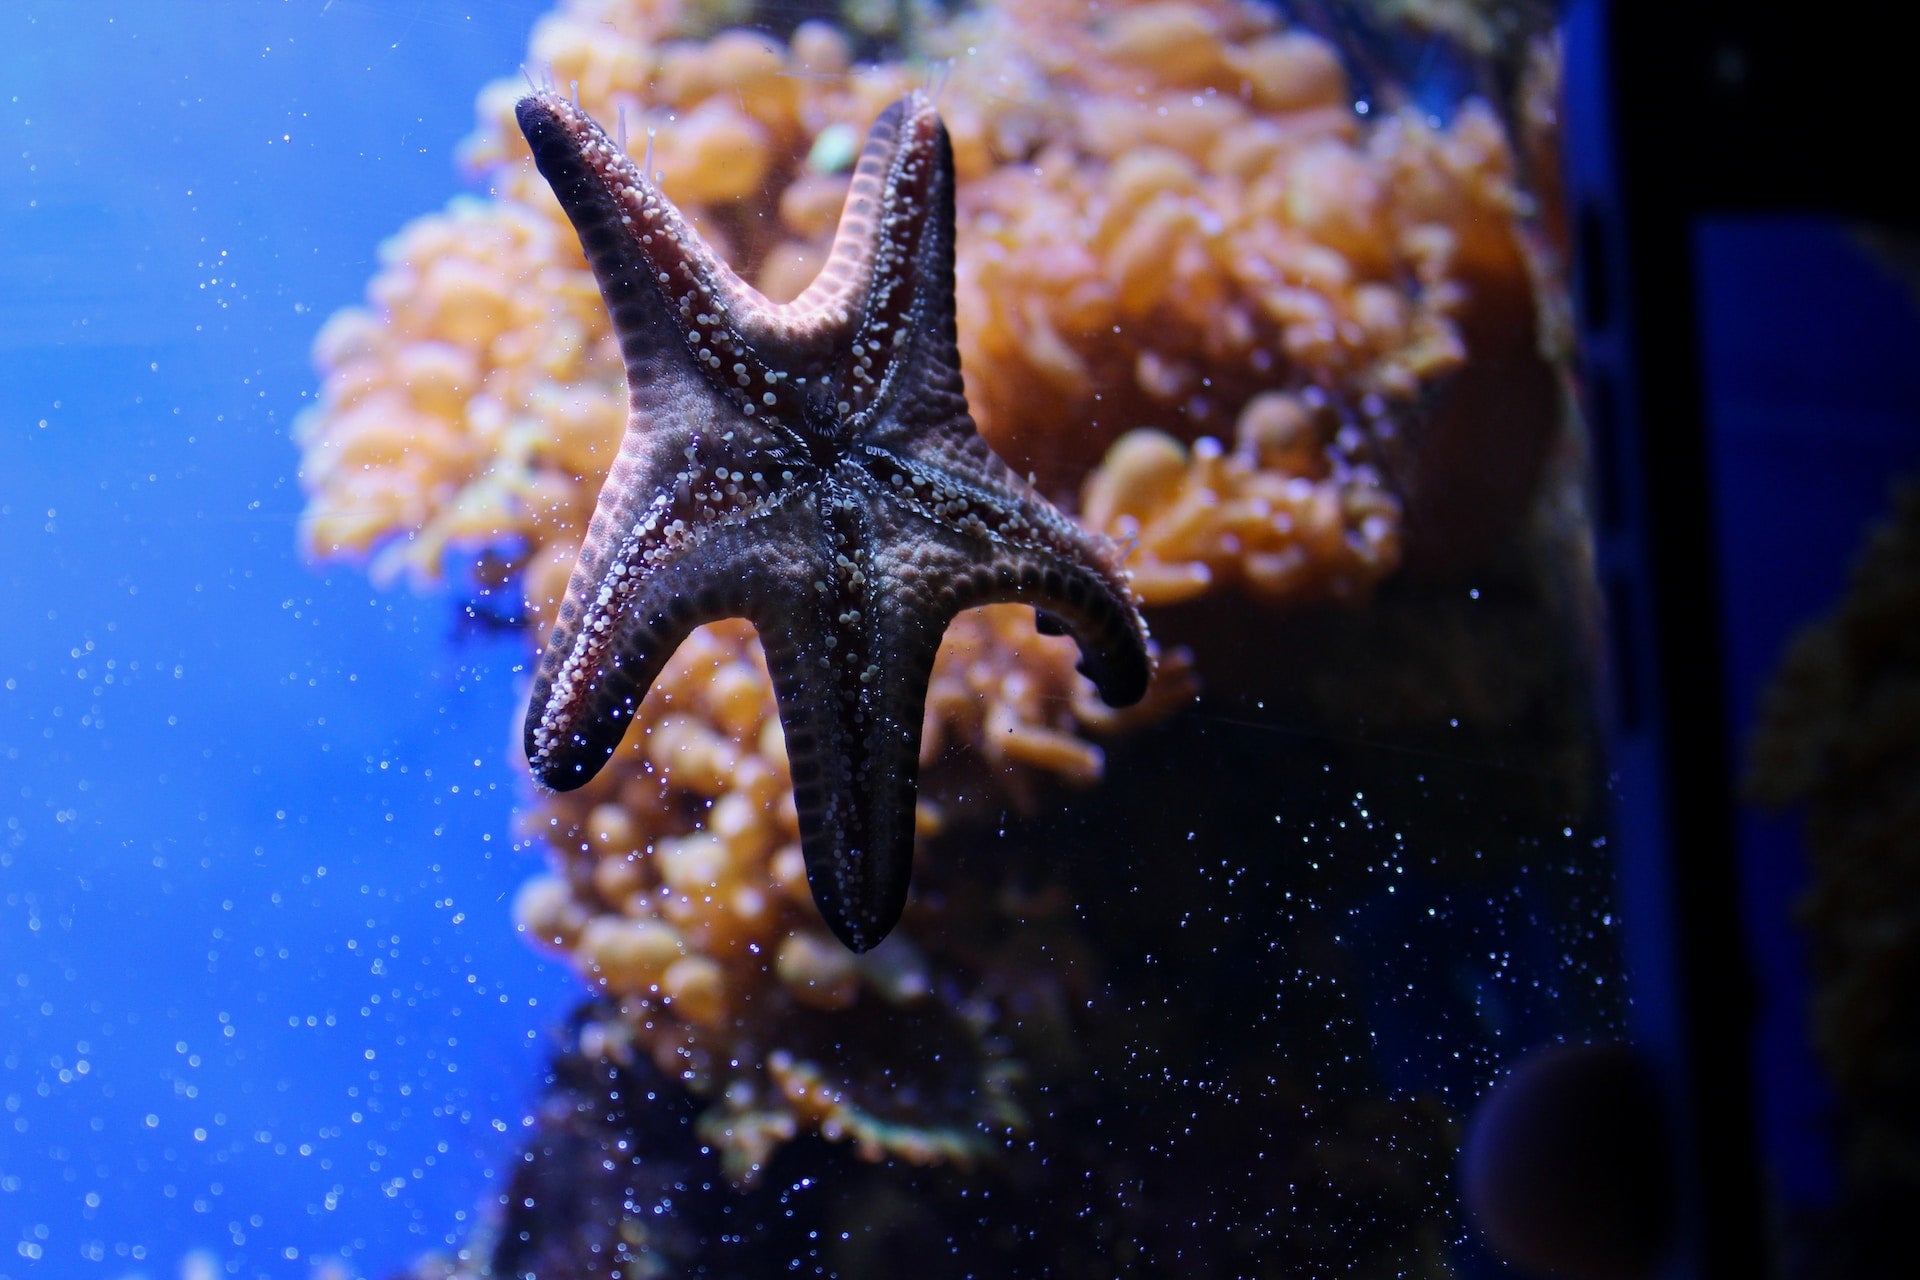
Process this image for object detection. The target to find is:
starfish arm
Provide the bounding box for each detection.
[819,93,963,433]
[524,496,810,790]
[829,96,1152,705]
[741,480,935,953]
[995,528,1154,709]
[780,93,940,342]
[517,93,825,441]
[862,444,1154,708]
[824,95,1154,700]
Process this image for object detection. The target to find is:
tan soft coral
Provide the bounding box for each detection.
[295,0,1544,1177]
[927,0,1532,596]
[1081,389,1401,605]
[299,0,1535,605]
[510,613,1066,1180]
[295,197,619,585]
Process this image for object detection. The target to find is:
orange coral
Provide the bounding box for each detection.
[298,0,1533,607]
[295,0,1543,1177]
[1082,389,1401,605]
[507,603,1167,1179]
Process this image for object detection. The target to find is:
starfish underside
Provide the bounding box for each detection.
[517,90,1152,952]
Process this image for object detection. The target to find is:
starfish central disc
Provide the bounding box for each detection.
[517,90,1153,952]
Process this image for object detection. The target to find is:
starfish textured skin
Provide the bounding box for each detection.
[516,90,1153,953]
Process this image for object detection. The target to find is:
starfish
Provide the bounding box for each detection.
[517,90,1152,953]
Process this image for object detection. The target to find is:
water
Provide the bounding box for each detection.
[2,4,574,1273]
[2,3,1618,1277]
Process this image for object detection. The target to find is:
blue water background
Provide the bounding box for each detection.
[0,3,579,1276]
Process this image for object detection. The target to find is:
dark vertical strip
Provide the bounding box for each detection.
[1570,2,1765,1275]
[1589,0,1766,1274]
